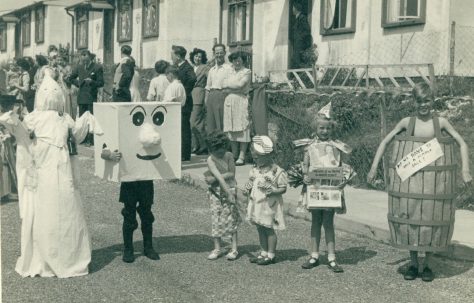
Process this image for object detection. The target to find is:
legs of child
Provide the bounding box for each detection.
[250,225,268,263]
[237,142,248,165]
[226,232,239,261]
[322,210,343,273]
[208,237,222,260]
[302,211,322,269]
[405,251,434,282]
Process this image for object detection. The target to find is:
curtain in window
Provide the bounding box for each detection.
[387,0,401,22]
[324,0,337,29]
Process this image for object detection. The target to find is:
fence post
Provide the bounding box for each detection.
[449,21,456,96]
[379,92,389,187]
[428,64,437,94]
[313,64,318,92]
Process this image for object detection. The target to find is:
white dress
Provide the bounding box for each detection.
[0,74,95,278]
[130,70,141,102]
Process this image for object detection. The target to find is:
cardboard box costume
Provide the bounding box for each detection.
[94,102,181,182]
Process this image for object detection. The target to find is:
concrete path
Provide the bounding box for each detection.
[182,155,474,261]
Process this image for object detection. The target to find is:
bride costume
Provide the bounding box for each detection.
[0,70,102,278]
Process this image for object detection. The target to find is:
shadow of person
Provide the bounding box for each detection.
[89,234,217,274]
[396,255,473,279]
[336,246,378,265]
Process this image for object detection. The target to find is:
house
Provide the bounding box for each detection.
[0,0,74,62]
[219,0,474,78]
[66,0,220,69]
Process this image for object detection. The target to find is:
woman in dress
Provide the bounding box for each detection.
[57,56,77,119]
[0,70,93,278]
[190,48,210,154]
[222,51,252,165]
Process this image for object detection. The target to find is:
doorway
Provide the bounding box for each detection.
[103,9,114,66]
[288,0,313,69]
[14,23,21,58]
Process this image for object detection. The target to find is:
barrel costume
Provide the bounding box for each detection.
[387,116,457,252]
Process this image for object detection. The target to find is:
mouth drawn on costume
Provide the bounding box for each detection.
[136,153,162,161]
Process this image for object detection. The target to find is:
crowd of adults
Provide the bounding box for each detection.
[0,41,255,199]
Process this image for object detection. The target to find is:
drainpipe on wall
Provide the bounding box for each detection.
[66,8,75,62]
[219,0,223,43]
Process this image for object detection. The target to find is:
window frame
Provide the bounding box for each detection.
[142,0,159,38]
[76,8,89,50]
[0,23,7,52]
[34,5,45,44]
[227,0,254,47]
[382,0,426,28]
[319,0,357,36]
[117,0,133,43]
[21,11,31,47]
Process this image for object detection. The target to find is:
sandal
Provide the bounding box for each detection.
[328,260,344,273]
[257,256,276,266]
[235,158,245,166]
[226,250,239,261]
[249,253,265,263]
[301,257,319,269]
[207,249,222,260]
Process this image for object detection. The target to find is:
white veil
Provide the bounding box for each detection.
[35,68,66,113]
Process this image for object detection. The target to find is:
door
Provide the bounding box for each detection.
[15,23,21,58]
[288,0,313,69]
[103,9,115,96]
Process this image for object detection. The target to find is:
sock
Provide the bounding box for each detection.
[328,253,336,262]
[267,252,275,259]
[260,251,268,257]
[311,252,320,259]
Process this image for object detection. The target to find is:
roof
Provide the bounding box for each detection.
[1,0,83,18]
[65,0,114,11]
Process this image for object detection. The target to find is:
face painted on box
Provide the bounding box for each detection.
[94,102,181,182]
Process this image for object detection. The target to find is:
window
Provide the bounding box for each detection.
[117,0,133,42]
[21,12,31,46]
[227,0,253,46]
[76,8,88,49]
[35,6,45,43]
[142,0,159,38]
[382,0,426,28]
[320,0,356,36]
[0,24,6,52]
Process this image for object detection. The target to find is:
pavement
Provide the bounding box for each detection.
[182,155,474,262]
[1,147,473,303]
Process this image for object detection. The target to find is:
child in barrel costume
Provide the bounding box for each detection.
[299,111,353,273]
[368,83,472,282]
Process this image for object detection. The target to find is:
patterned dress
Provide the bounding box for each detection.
[247,164,287,230]
[207,152,242,237]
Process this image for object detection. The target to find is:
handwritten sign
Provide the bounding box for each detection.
[396,138,444,182]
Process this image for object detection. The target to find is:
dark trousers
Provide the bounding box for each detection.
[182,110,192,160]
[113,89,132,102]
[78,103,94,144]
[190,104,207,151]
[120,181,155,232]
[206,90,226,133]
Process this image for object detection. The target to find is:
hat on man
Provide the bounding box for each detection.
[0,95,17,112]
[252,135,274,155]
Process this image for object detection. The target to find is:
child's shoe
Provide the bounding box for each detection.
[257,257,276,266]
[249,253,265,263]
[421,267,434,282]
[327,260,344,273]
[207,249,223,260]
[226,250,239,261]
[403,266,418,280]
[301,257,319,269]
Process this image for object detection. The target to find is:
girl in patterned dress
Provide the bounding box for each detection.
[245,136,288,265]
[204,131,242,260]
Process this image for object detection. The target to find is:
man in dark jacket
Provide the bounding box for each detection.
[68,49,104,146]
[292,2,313,68]
[113,45,135,102]
[171,45,196,161]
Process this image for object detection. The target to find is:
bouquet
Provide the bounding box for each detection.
[287,163,304,189]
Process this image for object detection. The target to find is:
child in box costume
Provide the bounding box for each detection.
[95,102,181,263]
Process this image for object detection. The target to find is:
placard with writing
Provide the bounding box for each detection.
[396,138,444,182]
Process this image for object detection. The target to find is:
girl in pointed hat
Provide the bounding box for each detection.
[245,135,288,265]
[299,102,354,273]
